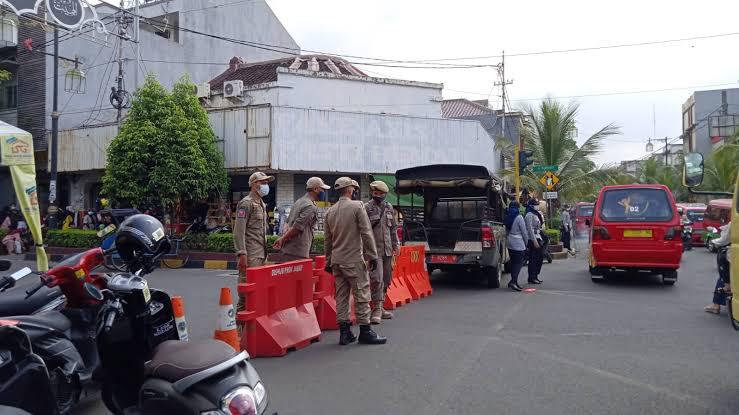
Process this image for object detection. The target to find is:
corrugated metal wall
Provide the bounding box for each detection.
[270,106,498,174]
[17,13,47,151]
[208,105,271,169]
[54,124,117,172]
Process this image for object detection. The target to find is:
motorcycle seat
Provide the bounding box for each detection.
[145,339,238,383]
[12,311,72,333]
[0,286,63,317]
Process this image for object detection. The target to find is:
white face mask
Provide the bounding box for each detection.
[258,184,270,197]
[533,205,541,211]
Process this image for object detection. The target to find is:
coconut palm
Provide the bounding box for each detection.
[497,98,622,203]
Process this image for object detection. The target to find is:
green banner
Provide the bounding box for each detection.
[1,123,48,271]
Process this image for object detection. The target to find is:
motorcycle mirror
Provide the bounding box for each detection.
[0,260,10,271]
[84,283,105,301]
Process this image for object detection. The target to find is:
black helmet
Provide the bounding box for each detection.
[115,214,170,273]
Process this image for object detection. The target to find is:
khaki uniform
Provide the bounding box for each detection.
[233,191,268,318]
[324,196,378,325]
[280,193,318,261]
[365,199,400,301]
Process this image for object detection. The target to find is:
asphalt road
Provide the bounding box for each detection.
[5,239,739,415]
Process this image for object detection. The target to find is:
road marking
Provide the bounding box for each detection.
[491,336,713,411]
[495,294,529,332]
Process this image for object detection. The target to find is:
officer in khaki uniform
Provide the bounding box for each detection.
[324,177,387,345]
[233,171,273,332]
[365,181,400,324]
[273,177,331,261]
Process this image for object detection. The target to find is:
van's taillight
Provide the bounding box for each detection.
[592,226,611,240]
[481,225,494,248]
[664,226,682,240]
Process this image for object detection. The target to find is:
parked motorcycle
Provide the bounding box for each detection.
[0,265,66,317]
[0,214,270,415]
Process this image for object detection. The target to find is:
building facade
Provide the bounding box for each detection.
[682,88,739,155]
[54,54,501,214]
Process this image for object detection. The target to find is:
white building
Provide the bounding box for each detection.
[57,54,501,212]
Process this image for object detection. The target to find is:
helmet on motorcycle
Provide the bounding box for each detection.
[115,214,170,274]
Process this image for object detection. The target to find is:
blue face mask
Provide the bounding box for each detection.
[258,184,270,197]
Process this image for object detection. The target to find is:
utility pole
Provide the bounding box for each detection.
[495,51,516,200]
[134,0,140,89]
[112,2,132,132]
[49,28,59,206]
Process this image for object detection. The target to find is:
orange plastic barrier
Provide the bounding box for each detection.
[384,251,413,310]
[237,259,321,357]
[402,246,433,299]
[312,256,356,330]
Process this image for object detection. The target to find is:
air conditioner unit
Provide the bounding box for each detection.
[195,82,210,98]
[223,80,244,98]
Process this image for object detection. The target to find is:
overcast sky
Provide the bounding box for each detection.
[267,0,739,165]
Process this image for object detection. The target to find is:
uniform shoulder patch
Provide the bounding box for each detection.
[237,208,247,218]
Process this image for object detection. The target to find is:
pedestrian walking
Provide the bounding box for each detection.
[364,181,400,324]
[233,171,274,334]
[324,177,387,345]
[560,204,574,255]
[525,198,545,284]
[505,201,529,291]
[273,177,331,261]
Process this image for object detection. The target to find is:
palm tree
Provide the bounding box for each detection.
[702,134,738,193]
[637,158,688,201]
[497,98,622,203]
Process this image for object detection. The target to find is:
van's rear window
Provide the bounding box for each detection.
[577,206,594,217]
[600,189,673,222]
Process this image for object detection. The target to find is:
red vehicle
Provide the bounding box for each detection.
[573,202,594,237]
[588,184,682,285]
[703,198,732,231]
[676,203,706,245]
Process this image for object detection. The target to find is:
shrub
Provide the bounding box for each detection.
[544,229,561,245]
[46,229,99,248]
[207,233,325,254]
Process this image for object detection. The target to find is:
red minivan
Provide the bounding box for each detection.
[588,184,682,285]
[573,202,594,237]
[703,198,732,231]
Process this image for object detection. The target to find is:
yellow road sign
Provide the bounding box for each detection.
[539,171,560,190]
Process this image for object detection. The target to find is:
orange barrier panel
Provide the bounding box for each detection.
[403,246,432,299]
[312,256,356,330]
[384,250,413,310]
[237,259,321,357]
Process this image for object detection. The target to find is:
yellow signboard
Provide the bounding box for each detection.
[538,171,560,191]
[0,134,34,165]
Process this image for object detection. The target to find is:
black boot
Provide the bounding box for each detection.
[508,282,522,291]
[339,322,356,345]
[358,325,387,345]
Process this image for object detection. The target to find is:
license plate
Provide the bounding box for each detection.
[430,255,458,264]
[623,229,652,238]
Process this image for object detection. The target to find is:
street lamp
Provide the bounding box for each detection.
[64,59,86,94]
[645,139,654,153]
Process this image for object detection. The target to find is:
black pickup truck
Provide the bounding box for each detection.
[395,164,509,288]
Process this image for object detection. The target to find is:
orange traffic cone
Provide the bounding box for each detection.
[214,287,240,351]
[171,296,189,341]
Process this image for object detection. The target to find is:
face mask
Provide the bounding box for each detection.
[258,184,270,197]
[533,205,541,211]
[372,195,386,203]
[352,190,359,200]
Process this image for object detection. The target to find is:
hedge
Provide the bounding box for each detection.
[45,229,327,254]
[207,233,325,254]
[544,229,561,245]
[46,229,99,248]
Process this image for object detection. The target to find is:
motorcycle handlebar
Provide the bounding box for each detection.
[103,298,121,332]
[25,279,45,299]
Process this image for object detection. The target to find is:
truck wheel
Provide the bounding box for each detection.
[589,266,605,283]
[662,270,677,286]
[485,265,502,289]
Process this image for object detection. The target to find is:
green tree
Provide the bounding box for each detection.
[636,158,688,201]
[498,98,622,203]
[102,75,227,218]
[702,134,739,193]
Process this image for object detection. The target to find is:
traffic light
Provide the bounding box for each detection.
[518,150,534,174]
